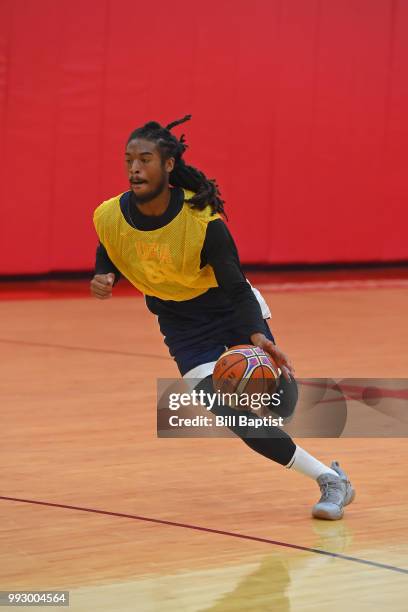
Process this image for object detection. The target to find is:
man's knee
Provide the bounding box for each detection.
[271,377,298,420]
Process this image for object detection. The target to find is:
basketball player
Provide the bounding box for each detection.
[91,116,355,520]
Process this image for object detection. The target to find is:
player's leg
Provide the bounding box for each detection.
[262,322,355,511]
[161,307,355,519]
[195,374,355,520]
[220,319,355,519]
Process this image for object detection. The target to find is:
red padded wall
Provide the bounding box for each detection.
[0,0,407,273]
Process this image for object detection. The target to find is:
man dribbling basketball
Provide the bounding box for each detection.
[91,115,355,520]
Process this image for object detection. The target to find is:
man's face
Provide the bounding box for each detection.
[125,138,174,204]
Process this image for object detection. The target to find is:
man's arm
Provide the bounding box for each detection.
[201,220,266,336]
[90,242,121,299]
[202,220,294,379]
[95,242,121,281]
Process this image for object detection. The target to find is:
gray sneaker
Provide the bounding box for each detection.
[312,461,356,520]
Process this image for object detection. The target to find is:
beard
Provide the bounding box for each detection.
[131,172,168,205]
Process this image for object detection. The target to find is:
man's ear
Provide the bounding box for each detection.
[165,157,175,173]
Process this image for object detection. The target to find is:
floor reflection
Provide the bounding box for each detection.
[198,522,353,611]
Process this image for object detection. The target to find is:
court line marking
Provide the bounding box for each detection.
[1,277,408,302]
[258,278,408,292]
[0,338,171,361]
[1,496,407,575]
[1,341,405,400]
[299,379,408,401]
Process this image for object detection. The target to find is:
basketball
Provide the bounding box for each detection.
[212,345,281,407]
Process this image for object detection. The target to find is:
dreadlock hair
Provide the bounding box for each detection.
[126,115,226,216]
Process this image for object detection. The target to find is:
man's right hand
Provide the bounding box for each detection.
[90,273,115,299]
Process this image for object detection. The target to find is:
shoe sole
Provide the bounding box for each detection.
[312,507,344,520]
[312,485,355,520]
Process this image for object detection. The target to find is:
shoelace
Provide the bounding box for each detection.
[319,480,341,503]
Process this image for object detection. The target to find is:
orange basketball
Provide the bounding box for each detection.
[212,344,281,409]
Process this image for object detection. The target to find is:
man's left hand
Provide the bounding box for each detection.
[250,333,295,381]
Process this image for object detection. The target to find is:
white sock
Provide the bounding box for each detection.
[286,446,338,480]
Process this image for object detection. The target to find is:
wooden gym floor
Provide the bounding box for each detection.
[0,273,407,611]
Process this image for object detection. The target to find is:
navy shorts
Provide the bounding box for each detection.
[161,315,275,377]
